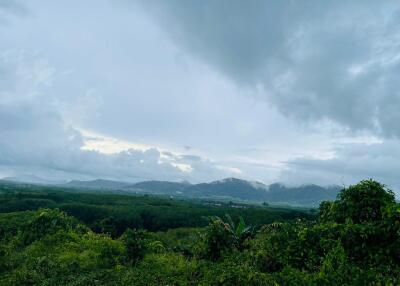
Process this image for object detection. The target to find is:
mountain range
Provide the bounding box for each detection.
[0,176,340,206]
[61,177,340,206]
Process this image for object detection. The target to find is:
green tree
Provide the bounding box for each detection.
[319,179,396,223]
[202,215,254,261]
[22,208,85,245]
[122,228,149,264]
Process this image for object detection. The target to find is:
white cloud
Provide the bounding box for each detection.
[80,129,149,154]
[0,50,240,183]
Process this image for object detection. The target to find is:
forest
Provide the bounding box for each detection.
[0,179,399,285]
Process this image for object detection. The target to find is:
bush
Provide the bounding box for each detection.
[22,208,85,245]
[121,228,149,264]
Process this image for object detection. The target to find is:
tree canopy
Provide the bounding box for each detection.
[0,179,399,285]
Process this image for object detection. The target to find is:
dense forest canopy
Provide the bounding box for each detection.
[0,179,399,285]
[0,181,312,237]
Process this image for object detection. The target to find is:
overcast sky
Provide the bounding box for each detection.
[1,0,400,190]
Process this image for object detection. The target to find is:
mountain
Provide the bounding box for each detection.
[187,178,268,200]
[14,177,340,206]
[125,178,340,206]
[124,178,268,199]
[64,179,130,190]
[126,180,191,195]
[265,183,339,206]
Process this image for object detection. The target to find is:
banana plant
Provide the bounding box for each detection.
[224,214,255,248]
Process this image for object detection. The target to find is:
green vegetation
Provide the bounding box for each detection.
[0,181,312,237]
[0,179,399,285]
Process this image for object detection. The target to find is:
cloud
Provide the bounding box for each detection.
[0,50,239,183]
[0,50,55,105]
[280,141,400,193]
[0,0,27,23]
[134,0,400,137]
[0,101,237,183]
[3,1,400,187]
[0,0,25,11]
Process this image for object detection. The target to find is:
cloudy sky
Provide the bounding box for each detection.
[1,0,400,190]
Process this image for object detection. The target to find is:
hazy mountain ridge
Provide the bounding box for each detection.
[266,183,339,205]
[65,179,130,190]
[186,178,269,201]
[127,180,191,194]
[126,177,340,206]
[1,176,340,206]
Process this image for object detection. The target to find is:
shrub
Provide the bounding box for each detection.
[22,208,85,245]
[121,228,149,264]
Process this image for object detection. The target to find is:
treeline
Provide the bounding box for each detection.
[0,179,399,285]
[0,182,312,237]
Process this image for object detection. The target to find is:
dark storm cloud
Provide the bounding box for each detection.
[135,0,400,137]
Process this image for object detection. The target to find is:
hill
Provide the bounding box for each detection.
[126,177,340,206]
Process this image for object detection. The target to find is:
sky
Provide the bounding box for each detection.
[1,0,400,190]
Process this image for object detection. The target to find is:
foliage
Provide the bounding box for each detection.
[319,179,396,223]
[198,215,255,261]
[121,228,149,264]
[225,214,255,249]
[21,208,86,245]
[0,181,313,236]
[0,179,399,285]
